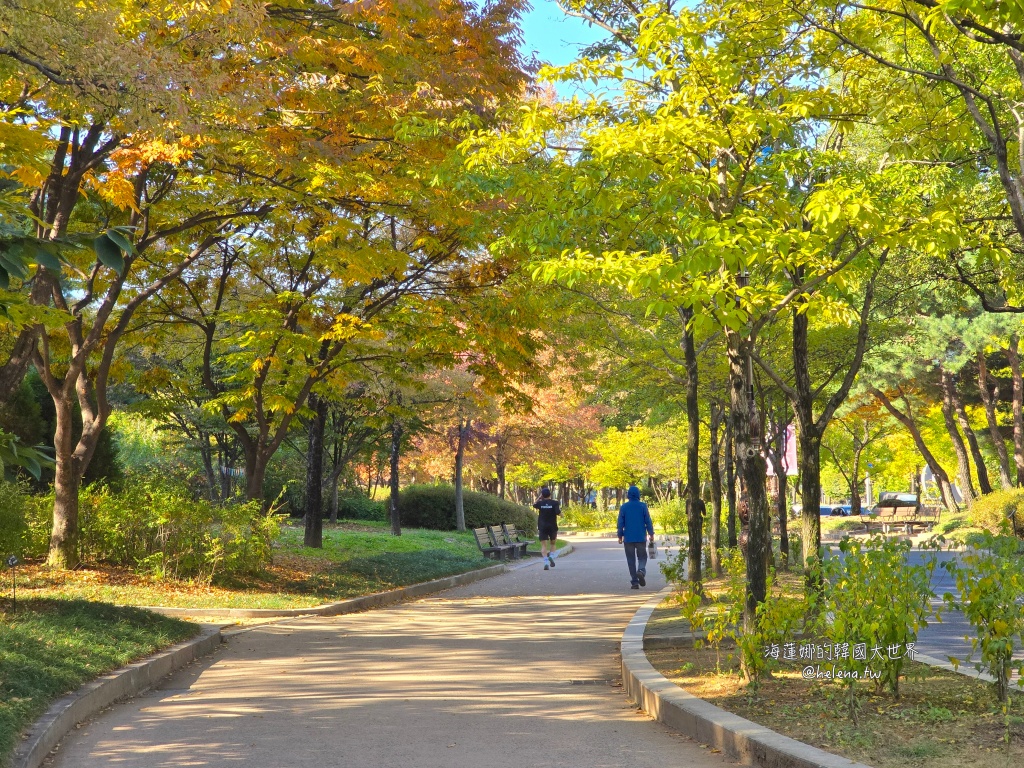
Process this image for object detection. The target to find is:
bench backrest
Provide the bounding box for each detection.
[502,522,523,542]
[473,527,495,549]
[486,524,508,547]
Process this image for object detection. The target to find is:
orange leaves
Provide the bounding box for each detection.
[87,135,200,211]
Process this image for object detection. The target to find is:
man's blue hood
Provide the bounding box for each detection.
[627,485,641,501]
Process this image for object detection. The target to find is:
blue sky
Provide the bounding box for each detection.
[518,1,605,67]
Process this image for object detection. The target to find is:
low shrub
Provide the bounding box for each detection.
[820,536,937,702]
[398,484,536,535]
[21,478,279,582]
[561,502,615,532]
[337,491,386,522]
[0,480,27,557]
[969,488,1024,536]
[651,499,687,534]
[942,533,1024,703]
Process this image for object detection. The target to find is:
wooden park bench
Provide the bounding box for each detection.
[473,526,515,560]
[500,522,535,557]
[865,503,939,535]
[487,524,524,559]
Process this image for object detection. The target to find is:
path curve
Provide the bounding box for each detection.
[45,537,735,768]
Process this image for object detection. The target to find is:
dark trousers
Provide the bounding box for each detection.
[623,541,648,585]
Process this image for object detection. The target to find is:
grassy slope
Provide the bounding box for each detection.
[13,522,498,609]
[0,600,197,766]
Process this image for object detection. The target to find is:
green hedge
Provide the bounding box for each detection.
[971,488,1024,536]
[398,484,537,535]
[337,492,387,522]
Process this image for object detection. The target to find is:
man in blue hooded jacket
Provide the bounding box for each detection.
[617,485,655,589]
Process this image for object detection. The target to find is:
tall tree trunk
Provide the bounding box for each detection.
[978,351,1014,489]
[871,388,959,513]
[389,418,403,536]
[949,374,992,495]
[303,393,328,548]
[48,397,81,569]
[454,418,471,532]
[797,427,823,585]
[940,370,977,505]
[681,306,703,585]
[245,455,268,502]
[1007,335,1024,486]
[791,307,823,592]
[728,332,769,634]
[709,402,724,574]
[725,410,737,547]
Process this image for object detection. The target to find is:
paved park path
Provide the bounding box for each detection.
[46,537,736,768]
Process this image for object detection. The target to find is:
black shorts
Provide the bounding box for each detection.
[538,521,558,541]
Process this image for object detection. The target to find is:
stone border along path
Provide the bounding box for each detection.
[34,537,739,768]
[13,626,224,768]
[621,586,1024,768]
[11,548,572,768]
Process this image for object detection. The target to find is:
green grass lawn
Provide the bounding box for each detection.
[0,600,198,766]
[12,522,502,610]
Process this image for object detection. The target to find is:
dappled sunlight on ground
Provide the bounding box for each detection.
[45,540,733,768]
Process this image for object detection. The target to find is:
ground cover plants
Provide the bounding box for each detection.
[646,639,1024,768]
[651,533,1024,768]
[0,600,198,766]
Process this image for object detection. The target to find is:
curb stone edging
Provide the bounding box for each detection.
[142,545,576,618]
[621,588,874,768]
[138,562,511,619]
[12,625,223,768]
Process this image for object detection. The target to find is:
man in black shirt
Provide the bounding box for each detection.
[533,487,561,570]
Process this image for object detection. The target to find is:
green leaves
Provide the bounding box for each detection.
[942,533,1024,703]
[92,229,134,275]
[0,429,54,481]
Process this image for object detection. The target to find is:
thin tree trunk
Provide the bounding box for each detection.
[847,422,865,516]
[330,475,340,524]
[949,374,992,495]
[940,370,977,505]
[1007,335,1024,485]
[389,418,403,536]
[681,306,702,585]
[978,351,1014,489]
[871,388,959,513]
[725,410,737,547]
[199,440,217,502]
[709,402,724,574]
[303,393,328,548]
[454,418,470,532]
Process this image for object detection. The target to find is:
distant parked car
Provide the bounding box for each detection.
[793,503,855,516]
